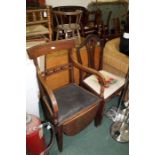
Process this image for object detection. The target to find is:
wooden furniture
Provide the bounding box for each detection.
[79,9,112,39]
[26,0,45,8]
[26,5,52,41]
[80,9,102,37]
[76,34,126,115]
[52,6,105,39]
[88,1,128,40]
[52,6,88,40]
[27,39,105,152]
[53,10,82,44]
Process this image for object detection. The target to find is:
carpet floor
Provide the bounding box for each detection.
[40,96,129,155]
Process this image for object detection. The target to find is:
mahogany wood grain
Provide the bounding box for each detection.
[27,39,104,152]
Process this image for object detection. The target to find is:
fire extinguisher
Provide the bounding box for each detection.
[26,114,54,155]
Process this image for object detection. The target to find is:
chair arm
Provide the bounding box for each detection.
[38,73,59,124]
[70,53,106,97]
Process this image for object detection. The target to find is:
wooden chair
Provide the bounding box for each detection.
[80,10,112,39]
[76,34,126,116]
[80,9,102,37]
[53,10,82,44]
[100,11,112,38]
[27,39,105,152]
[26,5,52,41]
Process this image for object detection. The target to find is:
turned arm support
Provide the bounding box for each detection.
[38,73,59,124]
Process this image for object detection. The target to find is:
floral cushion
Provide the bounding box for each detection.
[83,70,125,99]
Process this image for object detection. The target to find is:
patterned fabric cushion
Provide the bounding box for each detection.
[26,24,49,36]
[83,70,125,99]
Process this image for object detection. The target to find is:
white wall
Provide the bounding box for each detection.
[26,56,40,117]
[45,0,90,8]
[45,0,121,8]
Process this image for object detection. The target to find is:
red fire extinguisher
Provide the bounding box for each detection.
[26,114,54,155]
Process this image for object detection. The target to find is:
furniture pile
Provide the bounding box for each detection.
[27,34,129,152]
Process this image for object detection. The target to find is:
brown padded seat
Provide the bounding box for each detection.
[53,84,101,123]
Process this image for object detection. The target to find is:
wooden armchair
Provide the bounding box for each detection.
[26,5,52,41]
[76,34,126,114]
[27,39,105,152]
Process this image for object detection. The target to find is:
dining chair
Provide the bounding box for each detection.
[27,38,105,152]
[75,34,127,117]
[53,10,82,44]
[26,5,52,41]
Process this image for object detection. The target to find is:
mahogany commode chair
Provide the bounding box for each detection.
[27,39,106,152]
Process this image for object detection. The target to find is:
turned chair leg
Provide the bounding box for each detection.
[56,30,59,40]
[56,126,63,152]
[95,100,105,126]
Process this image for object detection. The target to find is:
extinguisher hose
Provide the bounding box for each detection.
[39,121,54,155]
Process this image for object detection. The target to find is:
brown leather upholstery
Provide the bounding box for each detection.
[54,84,100,123]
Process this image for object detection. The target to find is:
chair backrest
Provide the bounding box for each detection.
[27,39,76,85]
[27,39,76,123]
[52,6,87,27]
[53,10,82,29]
[76,34,105,82]
[26,5,52,40]
[26,5,51,25]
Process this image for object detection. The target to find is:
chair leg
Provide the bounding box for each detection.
[72,30,75,38]
[49,33,52,41]
[56,31,59,40]
[56,126,63,152]
[95,100,105,127]
[77,30,81,44]
[65,31,68,39]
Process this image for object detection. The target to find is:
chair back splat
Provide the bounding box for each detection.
[28,39,75,83]
[76,34,105,83]
[27,39,104,152]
